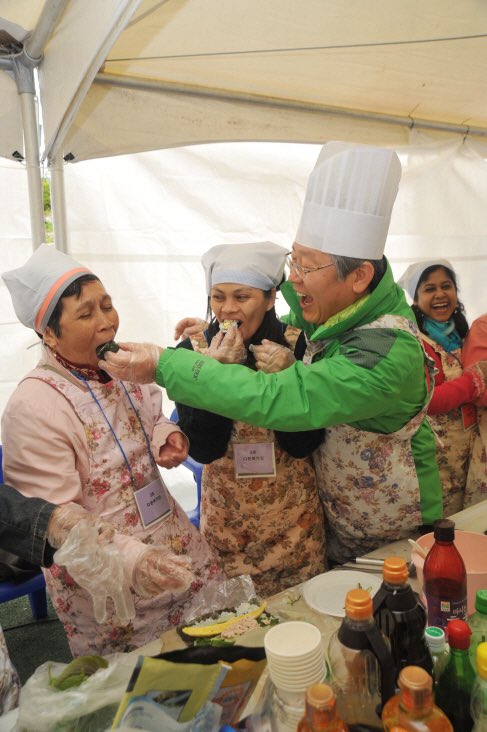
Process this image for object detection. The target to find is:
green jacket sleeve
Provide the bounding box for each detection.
[156,335,427,433]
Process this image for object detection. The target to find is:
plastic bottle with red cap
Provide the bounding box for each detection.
[381,665,453,731]
[422,519,467,630]
[373,556,433,679]
[435,619,476,732]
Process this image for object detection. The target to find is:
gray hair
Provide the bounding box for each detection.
[330,254,386,292]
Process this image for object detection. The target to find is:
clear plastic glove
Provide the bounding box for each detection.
[132,546,194,598]
[157,430,189,468]
[252,339,296,373]
[100,342,162,384]
[47,503,115,549]
[174,317,209,341]
[54,521,136,625]
[204,327,247,364]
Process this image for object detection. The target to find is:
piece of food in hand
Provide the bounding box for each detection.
[48,655,108,690]
[96,340,120,360]
[181,600,267,638]
[219,319,239,333]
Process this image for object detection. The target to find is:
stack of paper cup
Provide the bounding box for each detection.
[264,621,326,729]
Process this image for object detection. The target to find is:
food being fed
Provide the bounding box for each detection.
[96,340,120,360]
[219,319,239,333]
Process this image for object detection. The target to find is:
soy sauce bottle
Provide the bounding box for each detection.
[422,519,467,630]
[373,556,433,679]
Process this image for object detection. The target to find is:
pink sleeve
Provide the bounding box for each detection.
[463,315,487,367]
[1,379,90,505]
[146,384,188,456]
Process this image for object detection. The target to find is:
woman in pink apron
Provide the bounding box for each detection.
[2,245,221,656]
[398,260,486,514]
[175,242,327,596]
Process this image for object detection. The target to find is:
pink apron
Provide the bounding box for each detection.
[24,367,221,656]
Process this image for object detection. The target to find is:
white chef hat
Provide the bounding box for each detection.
[397,259,457,301]
[295,141,402,259]
[2,243,93,333]
[202,241,287,294]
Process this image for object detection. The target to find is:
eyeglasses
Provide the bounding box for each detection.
[286,254,335,278]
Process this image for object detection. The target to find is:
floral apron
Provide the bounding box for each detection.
[308,315,432,564]
[0,626,19,715]
[200,326,327,597]
[465,408,487,507]
[24,367,221,656]
[422,336,477,516]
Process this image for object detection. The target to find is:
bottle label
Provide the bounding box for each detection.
[425,593,467,628]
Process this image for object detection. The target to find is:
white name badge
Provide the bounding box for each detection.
[233,442,276,479]
[134,476,172,529]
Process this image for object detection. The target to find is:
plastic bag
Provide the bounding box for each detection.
[181,575,258,628]
[16,654,135,732]
[54,521,135,624]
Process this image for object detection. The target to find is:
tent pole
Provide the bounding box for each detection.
[49,157,68,253]
[12,58,45,250]
[95,72,487,141]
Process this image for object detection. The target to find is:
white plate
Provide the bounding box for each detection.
[302,570,382,617]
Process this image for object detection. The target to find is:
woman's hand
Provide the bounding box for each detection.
[174,317,209,340]
[157,431,189,468]
[101,342,162,383]
[132,547,193,598]
[252,339,296,373]
[48,503,115,549]
[205,327,247,364]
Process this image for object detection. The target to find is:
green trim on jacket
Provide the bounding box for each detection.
[157,260,442,524]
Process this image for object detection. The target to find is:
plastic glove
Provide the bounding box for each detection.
[204,327,247,364]
[100,342,162,384]
[54,521,136,625]
[47,503,115,549]
[174,317,209,341]
[157,430,189,468]
[132,546,194,598]
[252,339,296,373]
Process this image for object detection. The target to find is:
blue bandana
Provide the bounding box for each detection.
[423,316,462,352]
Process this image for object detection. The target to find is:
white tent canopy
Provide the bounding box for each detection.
[2,0,487,167]
[1,1,487,431]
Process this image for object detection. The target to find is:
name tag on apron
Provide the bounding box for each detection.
[461,404,478,431]
[134,476,172,529]
[233,442,276,479]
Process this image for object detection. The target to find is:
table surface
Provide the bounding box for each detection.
[2,499,485,731]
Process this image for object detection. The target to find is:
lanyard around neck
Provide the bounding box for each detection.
[72,372,155,486]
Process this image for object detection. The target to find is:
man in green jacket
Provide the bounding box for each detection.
[102,142,443,563]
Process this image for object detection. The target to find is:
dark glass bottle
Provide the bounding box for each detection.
[373,556,433,679]
[422,519,467,630]
[435,619,475,732]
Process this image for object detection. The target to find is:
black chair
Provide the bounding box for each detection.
[0,445,48,619]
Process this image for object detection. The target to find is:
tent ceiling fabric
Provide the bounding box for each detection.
[2,0,487,162]
[41,0,487,162]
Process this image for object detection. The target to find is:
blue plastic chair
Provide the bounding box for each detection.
[169,409,203,528]
[0,444,48,620]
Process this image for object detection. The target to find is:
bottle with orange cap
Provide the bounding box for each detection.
[297,683,349,732]
[381,665,453,731]
[373,556,433,679]
[327,588,396,731]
